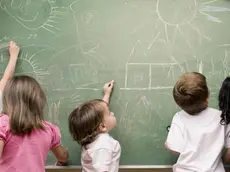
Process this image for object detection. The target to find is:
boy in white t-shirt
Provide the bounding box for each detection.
[68,80,121,172]
[0,41,19,112]
[165,72,230,172]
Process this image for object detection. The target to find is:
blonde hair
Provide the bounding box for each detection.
[68,99,107,147]
[173,72,209,115]
[2,75,46,135]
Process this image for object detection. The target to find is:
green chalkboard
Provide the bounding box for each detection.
[1,0,230,166]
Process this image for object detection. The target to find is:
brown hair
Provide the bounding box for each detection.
[68,99,106,147]
[2,75,46,135]
[173,72,209,115]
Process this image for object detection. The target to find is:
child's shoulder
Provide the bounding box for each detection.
[174,108,222,126]
[199,107,222,118]
[206,107,221,114]
[176,107,221,117]
[0,114,9,132]
[96,133,112,143]
[0,114,9,119]
[43,121,60,133]
[171,111,184,125]
[43,121,56,127]
[89,133,118,150]
[97,133,117,142]
[0,114,9,124]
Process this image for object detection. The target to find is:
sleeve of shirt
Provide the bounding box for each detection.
[225,124,230,148]
[166,114,184,153]
[0,91,2,113]
[50,124,61,148]
[0,115,9,143]
[91,149,112,172]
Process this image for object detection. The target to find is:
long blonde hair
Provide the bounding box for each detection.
[2,75,46,135]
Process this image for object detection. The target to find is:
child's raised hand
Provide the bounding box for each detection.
[9,41,19,59]
[103,80,114,95]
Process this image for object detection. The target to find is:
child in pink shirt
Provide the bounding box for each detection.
[0,75,68,172]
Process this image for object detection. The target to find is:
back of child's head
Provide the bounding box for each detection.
[219,77,230,125]
[173,72,209,115]
[68,99,106,147]
[2,75,46,135]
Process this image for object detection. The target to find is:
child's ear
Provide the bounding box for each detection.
[99,123,107,132]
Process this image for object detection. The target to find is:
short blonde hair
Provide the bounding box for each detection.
[173,72,209,115]
[2,75,46,135]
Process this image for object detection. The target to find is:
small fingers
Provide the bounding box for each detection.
[9,41,18,48]
[108,80,114,87]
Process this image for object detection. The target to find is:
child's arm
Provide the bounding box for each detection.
[164,142,180,155]
[0,41,19,91]
[0,140,4,158]
[91,149,112,172]
[165,114,184,155]
[50,125,69,165]
[51,145,69,164]
[223,148,230,163]
[103,80,114,104]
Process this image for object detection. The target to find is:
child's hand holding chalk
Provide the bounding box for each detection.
[102,80,114,104]
[103,80,114,95]
[9,41,19,59]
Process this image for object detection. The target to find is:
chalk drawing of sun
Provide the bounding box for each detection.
[0,0,68,35]
[0,46,50,85]
[155,0,230,47]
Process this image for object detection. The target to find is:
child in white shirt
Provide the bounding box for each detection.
[68,80,121,172]
[165,72,230,172]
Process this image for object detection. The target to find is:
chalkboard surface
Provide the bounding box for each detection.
[1,0,230,166]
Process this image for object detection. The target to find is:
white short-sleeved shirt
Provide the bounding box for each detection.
[81,133,121,172]
[166,107,230,172]
[0,91,2,113]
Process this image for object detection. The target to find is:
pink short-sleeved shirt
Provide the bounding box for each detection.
[0,114,61,172]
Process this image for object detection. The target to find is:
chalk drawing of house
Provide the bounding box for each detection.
[122,39,187,90]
